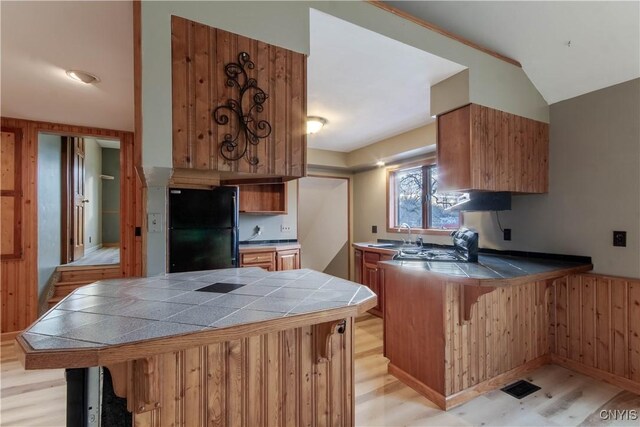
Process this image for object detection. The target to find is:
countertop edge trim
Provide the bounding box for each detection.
[17,297,376,370]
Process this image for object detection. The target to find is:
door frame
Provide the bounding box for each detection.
[33,123,142,278]
[300,174,352,280]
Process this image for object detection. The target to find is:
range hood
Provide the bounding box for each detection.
[445,191,511,212]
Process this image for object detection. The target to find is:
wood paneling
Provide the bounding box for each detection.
[550,273,640,392]
[171,16,307,180]
[382,264,554,409]
[437,104,549,193]
[110,321,354,426]
[1,127,23,259]
[0,117,142,334]
[444,280,550,395]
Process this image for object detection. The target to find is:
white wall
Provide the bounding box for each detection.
[37,133,62,295]
[238,181,298,241]
[84,138,102,251]
[464,79,640,278]
[298,177,349,278]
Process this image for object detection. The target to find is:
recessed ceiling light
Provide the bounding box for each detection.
[376,161,385,167]
[431,115,437,119]
[66,70,100,84]
[307,116,328,135]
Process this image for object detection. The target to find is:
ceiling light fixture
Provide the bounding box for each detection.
[376,161,386,167]
[431,115,437,119]
[66,70,100,84]
[306,116,328,135]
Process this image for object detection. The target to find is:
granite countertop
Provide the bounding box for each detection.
[19,268,374,354]
[380,254,592,282]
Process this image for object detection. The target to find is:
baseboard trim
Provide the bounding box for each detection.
[388,363,447,409]
[1,330,21,342]
[389,355,551,410]
[551,354,640,395]
[445,355,551,409]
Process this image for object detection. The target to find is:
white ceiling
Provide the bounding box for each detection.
[384,1,640,105]
[1,1,134,131]
[307,9,466,152]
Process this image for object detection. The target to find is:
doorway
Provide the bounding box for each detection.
[37,133,121,291]
[298,176,350,279]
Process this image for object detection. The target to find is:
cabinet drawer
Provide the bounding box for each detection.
[241,252,275,265]
[364,252,380,264]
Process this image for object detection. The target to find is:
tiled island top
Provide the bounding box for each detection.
[17,268,375,368]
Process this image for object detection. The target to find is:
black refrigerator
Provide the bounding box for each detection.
[168,187,239,273]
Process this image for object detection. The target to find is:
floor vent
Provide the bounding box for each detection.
[501,380,541,399]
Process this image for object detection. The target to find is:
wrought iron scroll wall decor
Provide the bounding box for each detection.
[213,52,272,165]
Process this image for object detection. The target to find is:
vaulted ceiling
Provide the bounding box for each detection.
[384,1,640,104]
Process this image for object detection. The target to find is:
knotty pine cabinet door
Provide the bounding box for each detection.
[276,249,300,271]
[171,16,306,181]
[437,104,549,193]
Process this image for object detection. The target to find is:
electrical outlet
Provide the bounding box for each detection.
[613,231,626,247]
[503,228,512,241]
[89,236,92,243]
[280,224,292,233]
[372,225,378,234]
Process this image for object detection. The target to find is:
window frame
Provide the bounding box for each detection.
[386,159,461,236]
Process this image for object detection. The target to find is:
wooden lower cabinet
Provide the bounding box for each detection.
[353,248,393,318]
[240,246,300,272]
[276,249,300,271]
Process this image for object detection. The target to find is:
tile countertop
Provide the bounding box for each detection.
[380,254,592,284]
[19,268,375,355]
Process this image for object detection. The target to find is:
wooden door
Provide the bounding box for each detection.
[71,137,86,261]
[276,249,300,271]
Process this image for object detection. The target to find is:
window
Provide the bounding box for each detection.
[387,163,462,233]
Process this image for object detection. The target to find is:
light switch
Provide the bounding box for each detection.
[148,213,163,233]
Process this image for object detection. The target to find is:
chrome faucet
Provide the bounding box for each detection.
[400,223,412,245]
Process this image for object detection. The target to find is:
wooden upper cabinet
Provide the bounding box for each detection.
[171,16,307,181]
[437,104,549,193]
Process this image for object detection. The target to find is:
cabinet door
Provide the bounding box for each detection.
[276,249,300,271]
[354,250,363,284]
[437,105,472,192]
[364,262,382,317]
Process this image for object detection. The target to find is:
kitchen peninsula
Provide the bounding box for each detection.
[378,254,593,410]
[16,268,376,426]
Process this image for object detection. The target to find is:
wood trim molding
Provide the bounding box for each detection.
[388,363,447,409]
[1,330,21,342]
[444,355,550,409]
[551,354,640,395]
[366,0,522,68]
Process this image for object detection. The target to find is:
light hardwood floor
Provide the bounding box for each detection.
[1,315,638,426]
